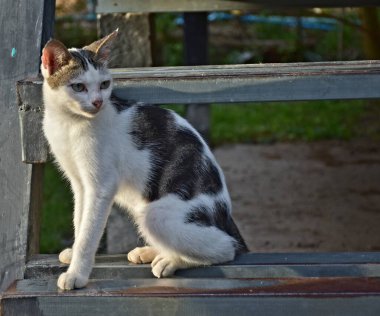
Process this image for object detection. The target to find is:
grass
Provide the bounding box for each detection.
[41,164,73,253]
[210,100,367,145]
[40,99,378,253]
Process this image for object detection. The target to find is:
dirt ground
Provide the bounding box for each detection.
[214,140,380,253]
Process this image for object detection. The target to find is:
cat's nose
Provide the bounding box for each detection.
[92,99,103,109]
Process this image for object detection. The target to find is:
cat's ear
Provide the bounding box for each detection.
[41,39,72,76]
[84,29,118,64]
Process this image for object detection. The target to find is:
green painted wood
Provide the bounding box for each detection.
[0,0,54,293]
[24,252,380,280]
[97,0,380,13]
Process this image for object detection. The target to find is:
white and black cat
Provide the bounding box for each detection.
[41,30,248,290]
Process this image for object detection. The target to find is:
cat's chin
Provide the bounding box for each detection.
[76,107,102,119]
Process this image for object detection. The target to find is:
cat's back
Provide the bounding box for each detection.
[127,103,207,158]
[125,102,228,203]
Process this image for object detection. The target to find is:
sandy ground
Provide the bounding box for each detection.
[214,140,380,253]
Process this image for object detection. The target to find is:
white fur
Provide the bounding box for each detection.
[42,60,236,290]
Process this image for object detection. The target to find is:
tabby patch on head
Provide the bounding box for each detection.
[41,29,118,89]
[46,55,83,89]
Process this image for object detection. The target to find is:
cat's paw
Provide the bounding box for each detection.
[59,248,73,264]
[151,255,180,278]
[57,272,88,290]
[128,246,158,264]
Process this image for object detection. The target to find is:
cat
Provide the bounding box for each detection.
[41,29,248,290]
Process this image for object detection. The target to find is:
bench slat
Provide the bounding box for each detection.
[18,61,380,163]
[15,253,380,314]
[3,277,380,315]
[112,61,380,103]
[25,252,380,279]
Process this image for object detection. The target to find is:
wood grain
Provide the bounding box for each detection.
[24,252,380,279]
[0,0,54,292]
[18,60,380,163]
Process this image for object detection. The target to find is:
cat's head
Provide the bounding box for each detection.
[41,30,118,118]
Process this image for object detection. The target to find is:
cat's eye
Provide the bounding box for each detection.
[71,83,86,92]
[100,80,111,90]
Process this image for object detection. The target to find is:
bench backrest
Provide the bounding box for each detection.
[0,0,55,292]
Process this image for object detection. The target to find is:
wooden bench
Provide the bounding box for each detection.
[2,0,380,315]
[3,252,380,314]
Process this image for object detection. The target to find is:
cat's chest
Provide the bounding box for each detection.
[43,113,95,160]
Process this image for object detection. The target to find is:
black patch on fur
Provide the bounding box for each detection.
[110,93,134,112]
[200,158,223,195]
[213,201,249,254]
[185,206,212,227]
[70,49,102,71]
[130,105,224,201]
[70,50,89,71]
[185,201,249,254]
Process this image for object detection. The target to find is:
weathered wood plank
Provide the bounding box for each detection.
[8,277,380,296]
[20,60,380,106]
[18,80,48,164]
[17,60,380,163]
[26,165,44,259]
[111,61,380,103]
[97,0,380,13]
[24,252,380,279]
[0,0,54,292]
[4,295,380,316]
[3,278,380,316]
[30,252,380,266]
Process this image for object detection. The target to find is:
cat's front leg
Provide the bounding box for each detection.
[59,178,84,265]
[57,186,115,290]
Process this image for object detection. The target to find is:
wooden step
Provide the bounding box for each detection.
[2,277,380,315]
[24,252,380,279]
[2,252,380,315]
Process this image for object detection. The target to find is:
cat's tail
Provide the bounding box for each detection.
[227,217,249,254]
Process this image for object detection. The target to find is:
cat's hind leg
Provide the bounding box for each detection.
[151,253,200,278]
[128,246,204,278]
[127,246,158,264]
[59,248,73,264]
[139,195,237,278]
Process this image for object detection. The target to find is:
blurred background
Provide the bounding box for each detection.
[42,0,380,254]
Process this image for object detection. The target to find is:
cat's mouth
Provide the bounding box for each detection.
[88,107,101,114]
[79,106,103,118]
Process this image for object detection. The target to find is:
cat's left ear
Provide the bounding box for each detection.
[84,29,118,64]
